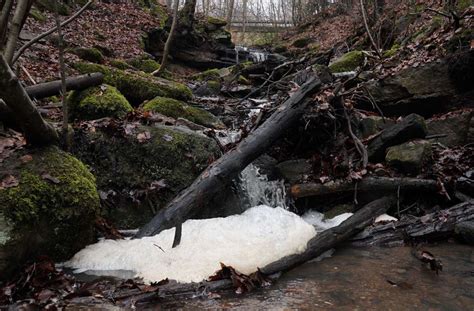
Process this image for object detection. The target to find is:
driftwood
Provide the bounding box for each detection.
[290,177,438,199]
[25,73,104,99]
[136,76,322,239]
[351,200,474,246]
[0,55,58,145]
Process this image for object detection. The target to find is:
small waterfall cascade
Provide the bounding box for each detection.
[238,164,287,209]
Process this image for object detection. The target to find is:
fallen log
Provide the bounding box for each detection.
[290,177,439,199]
[113,196,394,303]
[136,76,322,238]
[25,72,104,99]
[351,200,474,246]
[0,56,58,145]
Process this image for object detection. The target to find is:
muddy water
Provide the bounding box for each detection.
[165,243,474,310]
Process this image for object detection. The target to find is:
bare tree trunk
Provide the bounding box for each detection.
[225,0,234,30]
[53,0,69,149]
[4,0,30,64]
[0,55,59,145]
[242,0,248,37]
[0,0,14,49]
[180,0,197,28]
[155,0,179,75]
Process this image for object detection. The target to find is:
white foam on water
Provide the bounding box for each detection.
[375,214,398,223]
[66,205,316,283]
[302,210,353,232]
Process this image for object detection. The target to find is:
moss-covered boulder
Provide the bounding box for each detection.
[193,68,221,81]
[0,147,100,279]
[72,125,220,228]
[292,37,312,48]
[385,140,432,174]
[128,57,161,73]
[207,16,227,27]
[329,51,365,73]
[29,8,46,21]
[143,96,224,129]
[72,47,104,63]
[36,0,70,15]
[73,62,192,105]
[68,84,133,120]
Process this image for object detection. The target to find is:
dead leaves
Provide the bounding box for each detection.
[0,174,19,190]
[209,263,271,294]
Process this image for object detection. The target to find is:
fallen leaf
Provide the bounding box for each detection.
[0,175,19,189]
[41,173,60,184]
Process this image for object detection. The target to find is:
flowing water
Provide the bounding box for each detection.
[65,165,474,310]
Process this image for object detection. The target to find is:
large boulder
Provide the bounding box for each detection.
[385,140,432,174]
[364,51,474,116]
[276,159,312,183]
[143,96,224,129]
[357,115,395,139]
[73,62,192,105]
[367,113,427,162]
[0,147,100,279]
[329,51,365,73]
[426,110,473,147]
[68,84,133,120]
[72,124,220,228]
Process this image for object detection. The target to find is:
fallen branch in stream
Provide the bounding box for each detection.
[290,177,439,199]
[351,200,474,246]
[136,75,322,242]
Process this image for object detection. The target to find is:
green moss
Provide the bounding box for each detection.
[383,44,400,58]
[194,68,221,81]
[210,29,232,44]
[237,75,250,85]
[73,47,104,63]
[0,146,99,261]
[151,4,168,27]
[456,0,471,12]
[328,50,366,73]
[446,28,473,52]
[29,8,46,21]
[143,96,223,128]
[274,45,288,53]
[36,0,70,15]
[207,16,227,26]
[68,84,133,120]
[72,125,220,228]
[206,80,221,92]
[109,59,133,70]
[73,62,192,105]
[128,57,161,73]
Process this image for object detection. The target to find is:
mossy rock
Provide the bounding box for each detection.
[151,4,168,27]
[73,47,104,63]
[446,28,473,52]
[68,84,133,120]
[273,45,288,53]
[73,62,192,105]
[329,51,366,73]
[143,96,224,129]
[383,44,400,58]
[0,146,100,278]
[36,0,70,15]
[207,16,227,27]
[128,57,161,73]
[193,68,221,81]
[385,140,432,174]
[237,75,251,85]
[292,37,312,48]
[206,80,221,93]
[456,0,471,12]
[210,29,232,44]
[109,59,133,70]
[72,125,220,228]
[29,8,46,22]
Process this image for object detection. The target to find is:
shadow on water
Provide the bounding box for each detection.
[165,243,474,310]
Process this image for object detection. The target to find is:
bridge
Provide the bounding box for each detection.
[229,20,293,33]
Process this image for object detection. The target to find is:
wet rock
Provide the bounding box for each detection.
[427,110,473,147]
[0,146,100,279]
[385,140,432,174]
[324,204,354,219]
[143,96,224,129]
[276,159,312,183]
[364,53,473,116]
[72,125,220,228]
[68,84,133,120]
[367,113,427,162]
[252,154,279,180]
[455,221,474,245]
[358,115,395,139]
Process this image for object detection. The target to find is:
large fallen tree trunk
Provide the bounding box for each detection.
[0,55,58,145]
[112,196,394,303]
[136,76,322,238]
[25,72,104,99]
[290,177,439,199]
[351,200,474,246]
